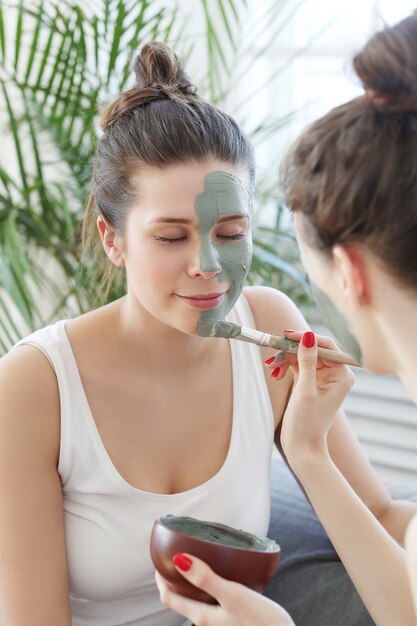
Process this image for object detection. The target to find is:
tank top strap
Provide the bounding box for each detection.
[12,320,92,483]
[225,294,275,451]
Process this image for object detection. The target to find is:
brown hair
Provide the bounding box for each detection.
[281,11,417,291]
[83,42,255,295]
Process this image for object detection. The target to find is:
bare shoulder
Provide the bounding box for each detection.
[0,344,61,464]
[243,285,308,335]
[242,286,308,430]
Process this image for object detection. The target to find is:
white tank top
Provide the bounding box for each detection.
[15,294,275,626]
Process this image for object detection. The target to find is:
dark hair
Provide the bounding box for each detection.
[83,42,255,294]
[281,11,417,292]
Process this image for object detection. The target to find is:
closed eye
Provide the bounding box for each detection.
[155,236,187,244]
[216,233,246,241]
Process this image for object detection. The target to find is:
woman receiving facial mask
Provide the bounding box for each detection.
[0,27,415,626]
[157,10,417,626]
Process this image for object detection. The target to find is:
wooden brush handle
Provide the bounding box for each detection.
[316,345,360,367]
[269,336,360,367]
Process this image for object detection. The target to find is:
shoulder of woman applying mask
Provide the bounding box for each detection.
[243,285,309,429]
[405,513,417,616]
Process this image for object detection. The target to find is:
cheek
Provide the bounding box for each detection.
[124,243,178,287]
[218,240,252,275]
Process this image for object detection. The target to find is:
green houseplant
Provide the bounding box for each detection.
[0,0,309,353]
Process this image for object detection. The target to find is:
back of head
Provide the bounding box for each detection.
[281,11,417,292]
[83,41,254,294]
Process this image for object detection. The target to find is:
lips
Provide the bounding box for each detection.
[175,292,227,310]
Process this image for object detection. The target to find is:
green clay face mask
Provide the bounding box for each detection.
[296,221,362,365]
[195,171,252,323]
[309,281,363,365]
[160,515,279,552]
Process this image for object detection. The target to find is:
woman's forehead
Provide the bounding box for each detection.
[130,162,251,218]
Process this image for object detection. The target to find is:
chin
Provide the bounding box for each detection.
[167,317,200,337]
[181,323,200,337]
[361,355,392,376]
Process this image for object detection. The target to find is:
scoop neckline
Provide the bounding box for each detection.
[59,320,239,500]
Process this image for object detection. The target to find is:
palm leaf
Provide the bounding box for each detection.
[0,80,29,192]
[0,2,5,62]
[0,0,312,352]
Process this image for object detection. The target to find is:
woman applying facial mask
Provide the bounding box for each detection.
[156,10,417,626]
[0,39,415,626]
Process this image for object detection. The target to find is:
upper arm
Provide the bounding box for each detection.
[243,285,309,432]
[326,407,391,512]
[0,346,72,625]
[326,408,417,543]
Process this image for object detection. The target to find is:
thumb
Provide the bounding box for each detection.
[173,553,233,604]
[296,331,318,392]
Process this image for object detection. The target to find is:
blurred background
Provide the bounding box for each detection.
[0,0,416,482]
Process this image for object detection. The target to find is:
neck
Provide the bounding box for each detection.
[376,286,417,403]
[115,294,223,372]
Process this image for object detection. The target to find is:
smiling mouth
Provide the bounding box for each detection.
[175,292,228,310]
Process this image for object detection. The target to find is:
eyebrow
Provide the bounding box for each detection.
[148,213,249,224]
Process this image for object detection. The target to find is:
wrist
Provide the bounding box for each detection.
[285,438,331,478]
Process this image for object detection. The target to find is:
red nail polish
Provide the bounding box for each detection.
[283,329,296,333]
[264,356,275,365]
[302,331,315,348]
[271,367,280,378]
[173,553,192,572]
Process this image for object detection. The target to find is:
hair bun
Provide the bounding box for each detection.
[100,42,198,131]
[133,41,196,97]
[353,11,417,113]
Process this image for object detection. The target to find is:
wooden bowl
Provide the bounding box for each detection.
[150,514,281,603]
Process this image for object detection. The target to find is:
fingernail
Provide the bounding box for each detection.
[173,553,192,572]
[302,331,315,348]
[264,356,275,365]
[271,367,280,378]
[283,329,296,334]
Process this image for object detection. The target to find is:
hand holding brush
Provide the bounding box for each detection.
[264,330,353,381]
[197,318,361,368]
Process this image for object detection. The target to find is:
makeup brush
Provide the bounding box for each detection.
[197,318,361,367]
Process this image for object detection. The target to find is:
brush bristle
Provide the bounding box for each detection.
[197,318,242,339]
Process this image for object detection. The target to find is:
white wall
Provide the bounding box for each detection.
[235,0,417,484]
[230,0,417,178]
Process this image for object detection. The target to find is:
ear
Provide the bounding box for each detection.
[97,216,125,267]
[332,245,370,307]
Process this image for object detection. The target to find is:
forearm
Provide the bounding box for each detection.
[405,513,417,619]
[324,408,417,546]
[289,448,416,626]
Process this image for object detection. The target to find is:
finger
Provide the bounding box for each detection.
[264,352,289,369]
[282,332,343,370]
[296,331,319,392]
[274,351,288,365]
[172,553,233,606]
[264,352,288,369]
[272,352,320,373]
[282,329,304,341]
[313,334,341,352]
[270,361,291,381]
[284,329,342,353]
[265,352,293,368]
[155,572,219,624]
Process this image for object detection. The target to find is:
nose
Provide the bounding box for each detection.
[188,238,221,278]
